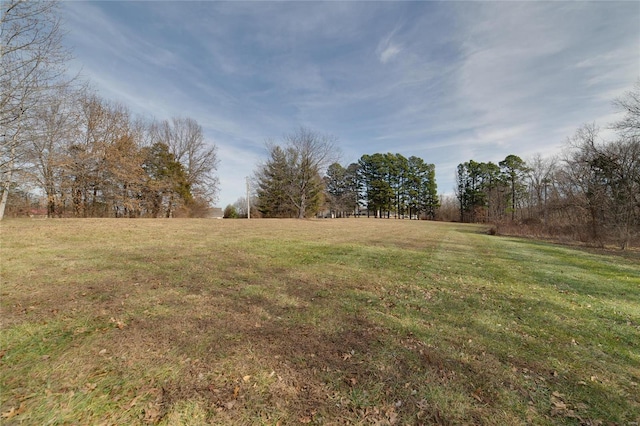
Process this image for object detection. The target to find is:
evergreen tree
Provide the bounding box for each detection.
[499,155,530,221]
[256,145,295,218]
[142,142,192,218]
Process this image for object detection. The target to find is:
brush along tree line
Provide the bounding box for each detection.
[1,1,219,219]
[455,82,640,249]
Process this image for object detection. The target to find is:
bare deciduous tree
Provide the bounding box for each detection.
[256,127,338,218]
[61,93,134,217]
[526,153,557,222]
[1,0,70,219]
[150,117,219,205]
[612,80,640,137]
[284,127,338,218]
[25,86,82,216]
[559,123,639,248]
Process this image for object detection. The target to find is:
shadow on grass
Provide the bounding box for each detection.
[2,219,638,425]
[80,230,638,423]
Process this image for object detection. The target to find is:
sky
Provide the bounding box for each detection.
[60,1,640,208]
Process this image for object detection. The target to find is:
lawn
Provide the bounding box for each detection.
[1,218,638,425]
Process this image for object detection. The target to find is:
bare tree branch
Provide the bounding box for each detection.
[1,0,71,219]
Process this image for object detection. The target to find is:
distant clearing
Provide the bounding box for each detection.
[1,219,638,424]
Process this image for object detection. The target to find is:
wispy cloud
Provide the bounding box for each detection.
[60,1,639,204]
[447,2,638,159]
[378,41,402,64]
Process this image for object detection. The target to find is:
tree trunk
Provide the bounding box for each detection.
[0,144,16,220]
[298,193,306,218]
[0,174,10,220]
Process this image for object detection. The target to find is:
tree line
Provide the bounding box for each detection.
[456,154,530,223]
[4,0,638,250]
[454,82,639,249]
[250,82,638,249]
[250,128,439,220]
[1,1,218,218]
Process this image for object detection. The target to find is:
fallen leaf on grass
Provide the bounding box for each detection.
[242,375,251,382]
[1,403,25,419]
[143,402,162,423]
[472,388,484,403]
[550,391,567,414]
[0,409,16,420]
[110,317,126,329]
[126,395,141,410]
[299,416,312,423]
[386,407,398,424]
[552,399,567,410]
[550,391,582,419]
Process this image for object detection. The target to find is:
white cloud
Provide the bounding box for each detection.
[376,28,403,64]
[379,43,402,64]
[59,1,639,204]
[452,2,638,146]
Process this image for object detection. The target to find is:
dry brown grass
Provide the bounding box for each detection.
[1,218,639,425]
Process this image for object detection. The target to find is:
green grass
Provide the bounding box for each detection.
[1,218,638,424]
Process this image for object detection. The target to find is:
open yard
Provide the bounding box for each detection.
[0,218,638,425]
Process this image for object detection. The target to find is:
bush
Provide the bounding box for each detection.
[223,204,238,218]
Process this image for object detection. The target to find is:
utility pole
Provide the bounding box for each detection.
[543,178,548,225]
[246,177,250,219]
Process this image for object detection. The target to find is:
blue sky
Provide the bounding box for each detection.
[61,1,639,208]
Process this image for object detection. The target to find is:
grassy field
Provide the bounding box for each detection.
[0,218,638,425]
